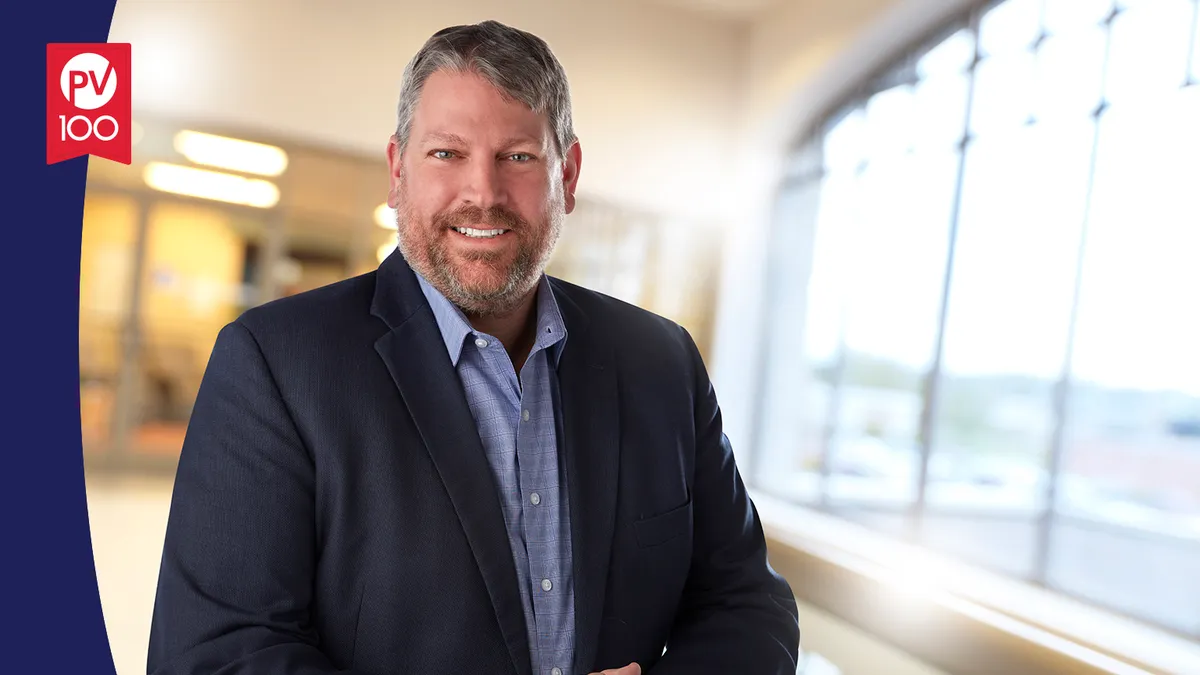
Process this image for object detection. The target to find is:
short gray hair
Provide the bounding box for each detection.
[394,20,576,158]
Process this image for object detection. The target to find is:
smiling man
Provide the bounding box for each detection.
[147,20,799,675]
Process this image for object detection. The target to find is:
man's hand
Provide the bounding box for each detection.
[589,663,641,675]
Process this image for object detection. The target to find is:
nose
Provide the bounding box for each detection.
[462,155,507,210]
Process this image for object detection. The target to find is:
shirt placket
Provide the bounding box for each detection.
[518,351,567,675]
[473,335,543,671]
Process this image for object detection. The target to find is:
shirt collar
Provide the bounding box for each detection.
[415,271,568,369]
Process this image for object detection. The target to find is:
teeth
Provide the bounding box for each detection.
[454,227,506,238]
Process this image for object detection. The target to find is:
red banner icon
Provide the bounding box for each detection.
[46,43,131,165]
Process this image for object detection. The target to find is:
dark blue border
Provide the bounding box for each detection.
[3,1,119,672]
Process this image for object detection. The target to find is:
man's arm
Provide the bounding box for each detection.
[147,321,355,675]
[650,327,801,675]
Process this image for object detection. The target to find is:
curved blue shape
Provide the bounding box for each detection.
[5,1,119,673]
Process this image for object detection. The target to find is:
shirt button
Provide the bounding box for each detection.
[522,409,530,422]
[541,578,553,592]
[474,338,488,348]
[530,492,541,505]
[551,668,562,675]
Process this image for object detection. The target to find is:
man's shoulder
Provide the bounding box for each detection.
[234,268,379,338]
[547,275,694,352]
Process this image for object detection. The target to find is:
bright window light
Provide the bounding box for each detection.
[375,202,397,230]
[143,161,280,208]
[173,130,289,177]
[377,242,395,263]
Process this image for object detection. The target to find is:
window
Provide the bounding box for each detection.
[755,0,1200,637]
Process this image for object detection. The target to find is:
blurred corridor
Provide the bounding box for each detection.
[85,0,1200,673]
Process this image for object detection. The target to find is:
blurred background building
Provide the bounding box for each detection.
[84,0,1200,673]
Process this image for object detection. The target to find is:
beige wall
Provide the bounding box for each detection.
[740,0,972,146]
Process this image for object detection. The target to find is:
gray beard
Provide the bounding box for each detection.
[396,213,562,318]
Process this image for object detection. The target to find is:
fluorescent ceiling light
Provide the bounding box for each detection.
[143,161,280,208]
[377,242,395,263]
[375,203,397,230]
[173,130,289,177]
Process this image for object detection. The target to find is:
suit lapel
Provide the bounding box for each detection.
[371,252,532,675]
[551,279,621,674]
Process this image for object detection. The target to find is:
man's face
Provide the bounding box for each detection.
[387,69,581,316]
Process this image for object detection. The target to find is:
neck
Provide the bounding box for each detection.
[464,285,540,370]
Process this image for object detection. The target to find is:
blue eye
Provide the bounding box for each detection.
[507,153,533,162]
[432,150,456,160]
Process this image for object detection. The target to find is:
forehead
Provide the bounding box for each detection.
[411,69,551,145]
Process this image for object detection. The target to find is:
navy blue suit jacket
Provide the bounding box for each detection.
[147,251,799,675]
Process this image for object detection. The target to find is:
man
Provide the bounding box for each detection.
[147,19,799,675]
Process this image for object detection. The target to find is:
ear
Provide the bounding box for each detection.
[386,135,404,209]
[561,140,582,214]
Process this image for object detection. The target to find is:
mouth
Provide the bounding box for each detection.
[450,226,511,239]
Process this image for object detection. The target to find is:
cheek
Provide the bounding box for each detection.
[510,179,557,219]
[404,196,452,232]
[406,167,460,210]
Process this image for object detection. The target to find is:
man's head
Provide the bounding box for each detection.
[386,20,582,317]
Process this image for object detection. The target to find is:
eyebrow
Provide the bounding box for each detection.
[421,132,469,146]
[498,135,542,149]
[420,132,543,150]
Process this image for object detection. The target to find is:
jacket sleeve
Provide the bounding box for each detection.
[649,326,801,675]
[146,320,357,675]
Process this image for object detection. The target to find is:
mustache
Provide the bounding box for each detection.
[433,205,527,232]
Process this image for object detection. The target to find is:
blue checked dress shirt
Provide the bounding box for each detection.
[416,271,576,675]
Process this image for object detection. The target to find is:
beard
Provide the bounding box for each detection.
[394,183,564,318]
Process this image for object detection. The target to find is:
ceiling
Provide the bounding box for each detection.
[646,0,789,21]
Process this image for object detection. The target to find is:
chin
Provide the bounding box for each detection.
[450,260,512,293]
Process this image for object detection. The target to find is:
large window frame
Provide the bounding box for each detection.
[751,0,1200,640]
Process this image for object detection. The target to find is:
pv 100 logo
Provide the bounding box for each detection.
[47,43,131,165]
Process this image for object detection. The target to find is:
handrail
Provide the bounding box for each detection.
[754,493,1200,675]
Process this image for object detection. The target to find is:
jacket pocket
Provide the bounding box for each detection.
[634,494,692,548]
